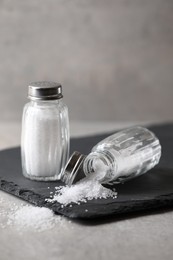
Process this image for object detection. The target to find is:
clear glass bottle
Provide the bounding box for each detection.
[21,81,70,181]
[62,126,161,186]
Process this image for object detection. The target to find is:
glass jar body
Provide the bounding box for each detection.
[21,99,70,181]
[83,126,161,184]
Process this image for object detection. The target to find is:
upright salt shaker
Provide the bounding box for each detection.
[62,126,161,185]
[21,81,70,181]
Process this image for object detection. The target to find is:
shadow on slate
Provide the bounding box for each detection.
[0,123,173,219]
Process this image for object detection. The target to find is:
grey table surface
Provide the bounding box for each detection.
[0,120,173,260]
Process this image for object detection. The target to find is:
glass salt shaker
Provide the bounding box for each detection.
[21,81,70,181]
[61,126,161,186]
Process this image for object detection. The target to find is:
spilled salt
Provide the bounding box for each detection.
[46,164,117,206]
[0,197,69,232]
[7,205,60,232]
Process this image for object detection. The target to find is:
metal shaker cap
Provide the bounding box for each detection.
[28,81,63,100]
[61,151,86,186]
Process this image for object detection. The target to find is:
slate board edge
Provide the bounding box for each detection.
[0,178,63,214]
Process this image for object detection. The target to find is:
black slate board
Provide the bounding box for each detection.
[0,123,173,219]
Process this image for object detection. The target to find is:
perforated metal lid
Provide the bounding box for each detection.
[61,151,86,186]
[28,81,63,100]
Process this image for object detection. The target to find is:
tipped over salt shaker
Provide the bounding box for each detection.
[62,126,161,186]
[21,81,70,181]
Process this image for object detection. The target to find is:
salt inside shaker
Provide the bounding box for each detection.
[21,81,70,181]
[61,126,161,186]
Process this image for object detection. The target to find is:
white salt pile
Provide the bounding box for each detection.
[0,197,69,232]
[46,166,117,206]
[7,205,62,232]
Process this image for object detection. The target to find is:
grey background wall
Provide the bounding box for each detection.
[0,0,173,122]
